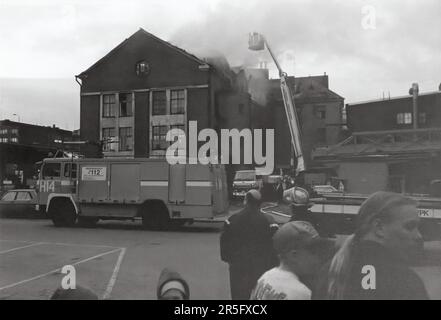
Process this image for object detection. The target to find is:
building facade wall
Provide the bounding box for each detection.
[78,30,229,159]
[347,93,441,132]
[270,98,344,169]
[0,120,72,147]
[79,31,209,93]
[0,120,74,190]
[134,91,149,157]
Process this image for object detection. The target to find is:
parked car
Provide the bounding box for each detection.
[0,189,39,218]
[232,170,262,198]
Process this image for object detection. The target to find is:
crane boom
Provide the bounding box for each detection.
[280,73,305,173]
[249,32,306,173]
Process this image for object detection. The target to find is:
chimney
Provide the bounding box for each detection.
[322,72,329,88]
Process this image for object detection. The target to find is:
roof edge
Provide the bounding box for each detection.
[77,28,209,78]
[348,91,441,106]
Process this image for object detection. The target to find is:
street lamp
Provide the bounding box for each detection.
[248,32,305,173]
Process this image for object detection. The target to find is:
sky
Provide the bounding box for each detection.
[0,0,440,130]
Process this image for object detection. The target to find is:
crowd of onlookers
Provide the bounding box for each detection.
[51,189,429,300]
[221,189,428,300]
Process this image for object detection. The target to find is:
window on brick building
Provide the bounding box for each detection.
[170,90,185,114]
[103,94,116,117]
[135,60,150,76]
[119,93,133,117]
[397,112,412,124]
[314,105,326,119]
[102,127,116,151]
[119,127,133,151]
[169,124,186,156]
[152,91,167,115]
[170,124,185,133]
[152,125,168,150]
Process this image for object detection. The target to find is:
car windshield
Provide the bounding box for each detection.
[234,171,256,181]
[16,192,32,201]
[1,192,16,201]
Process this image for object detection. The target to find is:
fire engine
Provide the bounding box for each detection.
[35,157,229,229]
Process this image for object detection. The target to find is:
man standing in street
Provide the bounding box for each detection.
[220,189,278,300]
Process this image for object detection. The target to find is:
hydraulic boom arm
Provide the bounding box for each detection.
[261,35,306,173]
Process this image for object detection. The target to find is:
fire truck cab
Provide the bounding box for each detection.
[35,157,229,229]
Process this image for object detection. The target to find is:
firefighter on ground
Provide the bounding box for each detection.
[220,189,278,300]
[287,187,311,222]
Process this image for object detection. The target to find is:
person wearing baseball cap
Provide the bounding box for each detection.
[250,221,334,300]
[220,189,278,300]
[157,268,190,300]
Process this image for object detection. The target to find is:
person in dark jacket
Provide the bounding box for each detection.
[157,268,190,300]
[313,191,428,300]
[220,189,278,300]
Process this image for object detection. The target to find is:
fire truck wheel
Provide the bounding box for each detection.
[141,202,170,230]
[50,199,77,227]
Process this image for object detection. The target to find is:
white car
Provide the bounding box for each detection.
[0,189,39,218]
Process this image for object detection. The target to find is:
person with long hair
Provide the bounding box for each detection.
[314,191,428,300]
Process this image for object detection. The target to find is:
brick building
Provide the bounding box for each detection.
[76,28,260,161]
[312,88,441,195]
[347,91,441,132]
[76,29,270,195]
[0,119,73,190]
[241,70,345,170]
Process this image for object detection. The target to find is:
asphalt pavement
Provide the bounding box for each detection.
[0,203,440,300]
